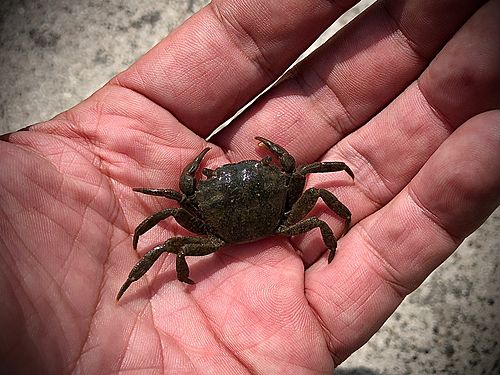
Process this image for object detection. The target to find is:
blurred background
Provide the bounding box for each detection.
[1,0,498,373]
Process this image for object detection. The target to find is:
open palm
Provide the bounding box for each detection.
[1,0,498,374]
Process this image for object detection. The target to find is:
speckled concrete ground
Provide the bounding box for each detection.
[1,1,498,374]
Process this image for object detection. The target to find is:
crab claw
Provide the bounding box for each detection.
[254,136,296,173]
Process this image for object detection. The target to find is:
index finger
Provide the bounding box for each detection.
[111,0,359,138]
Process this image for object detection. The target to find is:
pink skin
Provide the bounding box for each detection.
[0,0,498,374]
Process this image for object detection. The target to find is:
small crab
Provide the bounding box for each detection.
[117,137,354,301]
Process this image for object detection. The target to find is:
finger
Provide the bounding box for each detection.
[305,110,499,365]
[214,0,488,162]
[334,0,500,220]
[111,0,360,138]
[212,0,498,268]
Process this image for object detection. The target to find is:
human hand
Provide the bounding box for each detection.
[1,0,498,374]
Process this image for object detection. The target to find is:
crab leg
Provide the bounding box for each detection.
[132,208,207,249]
[117,235,226,301]
[278,187,352,263]
[287,161,354,208]
[133,188,184,201]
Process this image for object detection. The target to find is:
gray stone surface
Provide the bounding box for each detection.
[0,0,209,133]
[1,1,498,374]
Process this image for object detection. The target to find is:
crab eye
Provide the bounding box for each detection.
[202,168,216,178]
